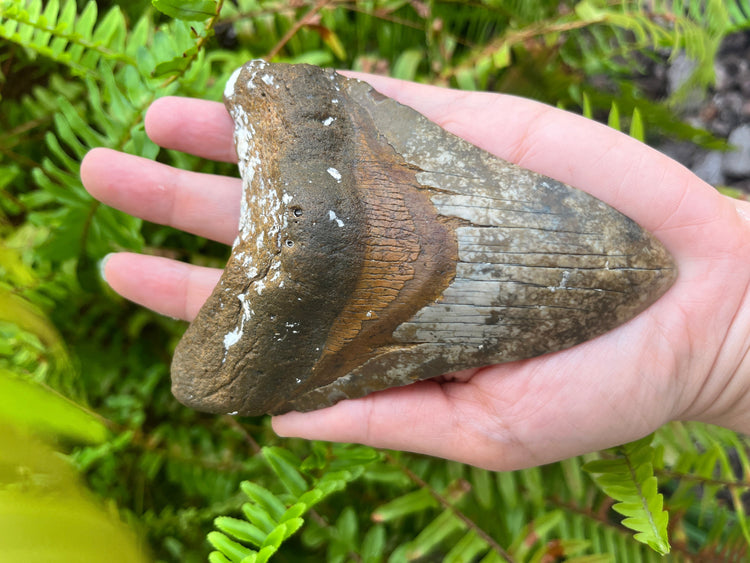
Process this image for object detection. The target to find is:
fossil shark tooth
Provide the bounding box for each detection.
[170,60,677,416]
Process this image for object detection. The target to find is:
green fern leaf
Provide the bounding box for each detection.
[509,510,564,559]
[406,509,465,560]
[17,0,40,44]
[371,488,438,522]
[392,48,424,81]
[259,523,287,550]
[361,524,386,563]
[211,445,375,561]
[629,108,644,142]
[279,517,304,541]
[254,545,277,563]
[208,531,254,561]
[151,0,216,21]
[470,466,495,510]
[0,0,133,75]
[240,503,276,536]
[575,0,606,20]
[444,529,488,563]
[582,92,594,119]
[215,516,267,547]
[153,44,200,77]
[584,435,670,555]
[67,1,95,63]
[35,0,58,49]
[607,102,621,131]
[208,552,233,563]
[262,446,308,497]
[727,0,750,30]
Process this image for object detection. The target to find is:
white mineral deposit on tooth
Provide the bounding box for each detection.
[328,210,344,227]
[224,67,242,99]
[326,167,341,182]
[223,327,242,350]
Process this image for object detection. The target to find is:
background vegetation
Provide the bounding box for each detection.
[2,0,750,561]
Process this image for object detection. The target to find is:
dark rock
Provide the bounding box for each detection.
[633,51,669,99]
[718,30,750,56]
[723,125,750,178]
[730,178,750,194]
[635,31,750,195]
[692,150,726,186]
[657,140,702,168]
[714,54,750,93]
[667,53,704,112]
[710,91,745,136]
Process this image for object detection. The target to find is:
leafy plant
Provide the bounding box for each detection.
[584,435,670,554]
[2,0,750,561]
[208,444,380,563]
[0,368,147,562]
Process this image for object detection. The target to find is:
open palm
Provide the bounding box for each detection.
[81,73,750,470]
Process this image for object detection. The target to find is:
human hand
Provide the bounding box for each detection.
[81,73,750,471]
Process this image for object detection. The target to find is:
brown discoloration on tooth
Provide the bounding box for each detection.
[304,96,458,397]
[170,61,677,416]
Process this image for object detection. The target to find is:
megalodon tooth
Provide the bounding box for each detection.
[170,60,677,416]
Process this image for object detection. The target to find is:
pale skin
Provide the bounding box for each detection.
[81,73,750,471]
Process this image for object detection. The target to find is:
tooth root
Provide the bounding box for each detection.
[170,61,677,416]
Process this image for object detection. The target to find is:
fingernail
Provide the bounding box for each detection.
[99,253,114,283]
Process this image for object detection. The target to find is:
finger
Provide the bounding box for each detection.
[102,252,221,321]
[145,96,237,163]
[346,72,731,248]
[81,148,241,245]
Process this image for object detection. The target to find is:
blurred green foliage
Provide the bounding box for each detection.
[2,0,750,561]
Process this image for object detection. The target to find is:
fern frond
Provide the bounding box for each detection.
[0,0,134,76]
[584,435,670,555]
[446,0,729,107]
[726,0,750,31]
[369,455,520,561]
[18,5,228,266]
[405,507,467,560]
[654,423,750,556]
[208,444,379,562]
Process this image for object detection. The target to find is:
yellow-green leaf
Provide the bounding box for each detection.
[492,43,511,69]
[0,370,107,443]
[629,107,645,142]
[0,429,147,563]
